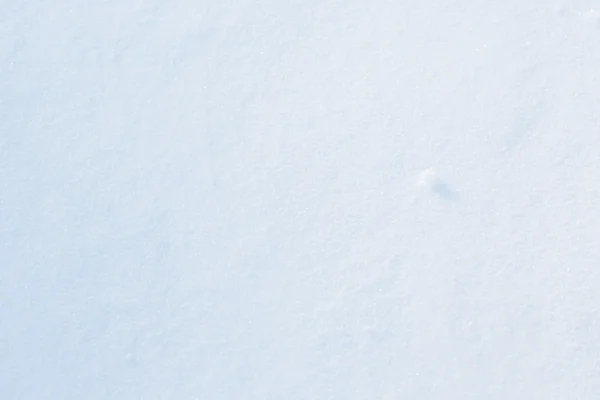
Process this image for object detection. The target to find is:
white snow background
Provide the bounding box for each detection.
[2,0,600,398]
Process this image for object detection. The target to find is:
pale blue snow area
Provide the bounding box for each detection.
[2,1,600,398]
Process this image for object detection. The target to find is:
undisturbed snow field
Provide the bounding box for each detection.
[2,1,600,398]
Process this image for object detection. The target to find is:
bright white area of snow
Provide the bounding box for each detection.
[2,1,600,398]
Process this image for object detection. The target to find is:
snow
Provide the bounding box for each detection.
[2,0,600,398]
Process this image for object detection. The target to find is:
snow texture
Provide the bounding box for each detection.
[2,0,600,398]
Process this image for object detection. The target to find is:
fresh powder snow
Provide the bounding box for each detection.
[1,1,600,398]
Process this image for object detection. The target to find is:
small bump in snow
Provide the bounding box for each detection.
[417,168,457,201]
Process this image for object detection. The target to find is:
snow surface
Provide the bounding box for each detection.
[2,1,600,398]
